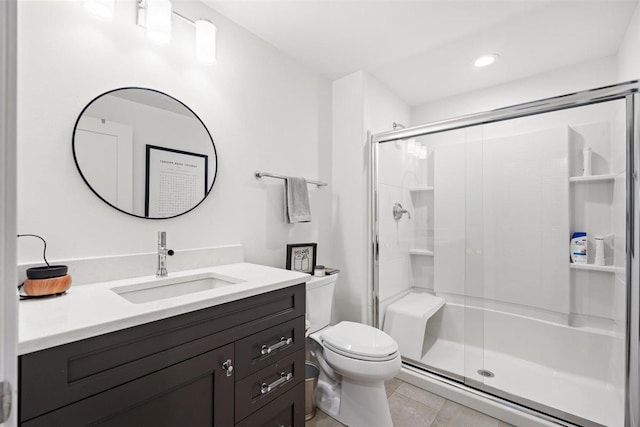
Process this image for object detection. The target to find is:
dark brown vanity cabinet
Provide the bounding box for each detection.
[19,284,306,427]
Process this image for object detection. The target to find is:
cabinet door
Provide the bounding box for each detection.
[22,344,234,427]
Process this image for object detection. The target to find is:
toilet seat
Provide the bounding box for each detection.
[323,340,398,361]
[320,321,398,361]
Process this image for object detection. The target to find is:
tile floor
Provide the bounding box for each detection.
[306,378,514,427]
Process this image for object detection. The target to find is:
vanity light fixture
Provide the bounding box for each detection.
[141,0,172,44]
[474,53,499,68]
[135,0,217,64]
[84,0,115,19]
[195,20,217,63]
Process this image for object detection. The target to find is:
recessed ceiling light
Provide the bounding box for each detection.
[474,54,499,68]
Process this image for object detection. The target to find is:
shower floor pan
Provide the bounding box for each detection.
[419,338,623,427]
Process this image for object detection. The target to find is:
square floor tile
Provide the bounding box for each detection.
[305,409,346,427]
[395,382,446,412]
[389,392,440,426]
[432,400,502,427]
[385,377,403,397]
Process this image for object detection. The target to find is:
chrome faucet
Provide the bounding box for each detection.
[156,231,175,277]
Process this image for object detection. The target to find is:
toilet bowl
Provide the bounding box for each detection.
[306,275,401,427]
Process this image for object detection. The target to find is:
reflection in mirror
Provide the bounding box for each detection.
[73,87,217,219]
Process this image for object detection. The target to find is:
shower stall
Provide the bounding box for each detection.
[371,81,639,426]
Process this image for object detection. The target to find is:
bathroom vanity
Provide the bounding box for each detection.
[17,263,308,426]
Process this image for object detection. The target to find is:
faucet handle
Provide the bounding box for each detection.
[393,203,411,220]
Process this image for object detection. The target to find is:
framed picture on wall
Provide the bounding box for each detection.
[286,243,317,274]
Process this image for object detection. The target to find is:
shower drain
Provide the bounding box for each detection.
[477,369,495,378]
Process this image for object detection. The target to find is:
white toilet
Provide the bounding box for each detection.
[306,274,401,427]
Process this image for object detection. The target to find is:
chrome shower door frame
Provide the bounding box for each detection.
[370,80,640,426]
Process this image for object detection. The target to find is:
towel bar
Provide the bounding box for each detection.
[254,171,328,187]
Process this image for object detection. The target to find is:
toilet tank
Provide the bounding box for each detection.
[306,274,338,333]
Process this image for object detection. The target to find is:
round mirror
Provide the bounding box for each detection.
[72,88,217,219]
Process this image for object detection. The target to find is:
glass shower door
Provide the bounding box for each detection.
[376,88,634,427]
[378,127,489,384]
[471,99,628,426]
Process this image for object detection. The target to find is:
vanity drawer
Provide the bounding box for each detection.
[235,349,305,422]
[235,382,305,427]
[235,316,305,379]
[20,284,305,423]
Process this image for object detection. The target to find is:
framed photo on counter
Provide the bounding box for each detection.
[285,243,317,274]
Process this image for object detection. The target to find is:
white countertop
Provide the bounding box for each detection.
[19,263,310,355]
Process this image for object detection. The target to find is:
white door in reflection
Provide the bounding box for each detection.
[75,116,133,212]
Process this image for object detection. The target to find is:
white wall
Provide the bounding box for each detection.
[17,1,332,271]
[617,0,640,82]
[331,70,410,324]
[331,71,365,323]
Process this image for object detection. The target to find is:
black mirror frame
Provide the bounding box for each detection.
[72,87,218,220]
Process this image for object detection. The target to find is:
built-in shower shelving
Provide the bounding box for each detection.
[569,174,617,183]
[409,249,434,256]
[570,263,617,273]
[570,170,618,273]
[409,186,434,192]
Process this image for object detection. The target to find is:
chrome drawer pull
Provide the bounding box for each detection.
[261,337,293,355]
[261,372,293,394]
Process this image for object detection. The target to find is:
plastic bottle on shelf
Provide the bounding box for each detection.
[594,237,605,266]
[571,232,588,264]
[583,147,592,177]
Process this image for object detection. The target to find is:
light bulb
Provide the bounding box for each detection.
[146,0,172,44]
[474,54,499,68]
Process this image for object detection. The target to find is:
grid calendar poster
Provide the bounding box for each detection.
[145,145,209,218]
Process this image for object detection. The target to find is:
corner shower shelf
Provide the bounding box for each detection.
[409,186,434,192]
[409,249,434,256]
[569,174,617,183]
[570,264,617,273]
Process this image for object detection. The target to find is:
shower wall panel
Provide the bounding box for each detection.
[434,127,570,315]
[482,127,570,314]
[433,142,466,297]
[378,139,424,304]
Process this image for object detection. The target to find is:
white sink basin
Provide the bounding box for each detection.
[112,273,246,304]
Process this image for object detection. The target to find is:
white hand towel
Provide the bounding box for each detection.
[285,177,311,223]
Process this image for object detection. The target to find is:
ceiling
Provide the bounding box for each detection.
[203,0,638,106]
